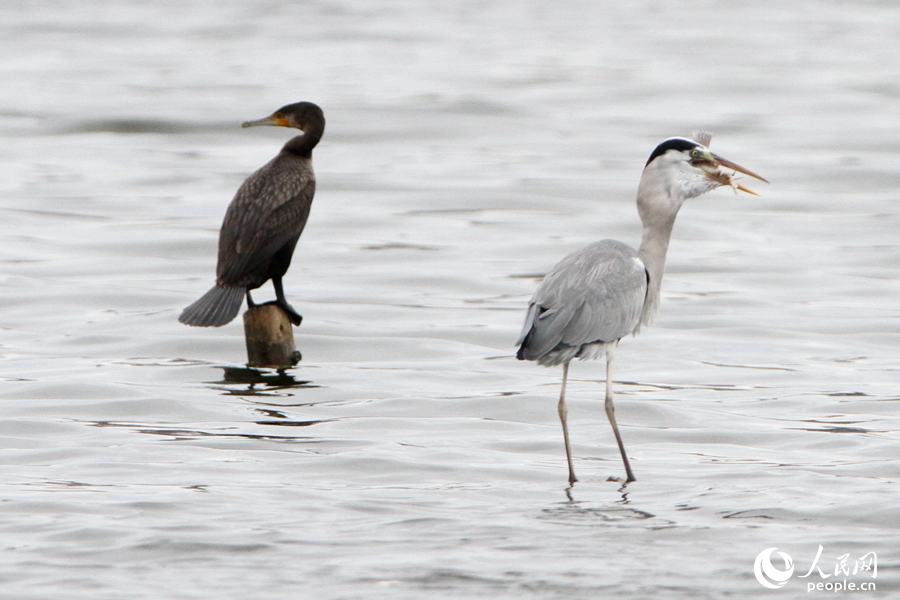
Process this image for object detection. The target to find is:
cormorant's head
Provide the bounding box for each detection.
[242,102,325,134]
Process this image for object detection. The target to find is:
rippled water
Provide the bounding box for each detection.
[2,1,899,598]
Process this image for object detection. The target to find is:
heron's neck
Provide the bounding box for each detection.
[637,217,676,326]
[635,169,684,327]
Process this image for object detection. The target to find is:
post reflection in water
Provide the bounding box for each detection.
[213,366,320,397]
[214,367,328,430]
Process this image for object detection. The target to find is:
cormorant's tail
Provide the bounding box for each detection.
[178,285,244,327]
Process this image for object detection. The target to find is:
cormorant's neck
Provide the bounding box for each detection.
[282,123,324,157]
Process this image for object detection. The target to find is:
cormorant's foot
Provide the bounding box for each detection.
[280,304,303,326]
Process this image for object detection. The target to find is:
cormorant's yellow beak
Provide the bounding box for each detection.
[241,114,290,128]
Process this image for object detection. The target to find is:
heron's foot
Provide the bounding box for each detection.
[278,301,303,326]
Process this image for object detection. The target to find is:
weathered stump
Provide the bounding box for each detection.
[242,303,301,368]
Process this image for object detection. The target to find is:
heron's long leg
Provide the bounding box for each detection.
[246,290,256,307]
[605,341,636,482]
[558,362,577,484]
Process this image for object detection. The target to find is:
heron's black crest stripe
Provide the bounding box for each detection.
[645,138,700,166]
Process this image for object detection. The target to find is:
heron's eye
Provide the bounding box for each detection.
[691,150,699,158]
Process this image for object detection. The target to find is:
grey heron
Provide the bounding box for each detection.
[179,101,325,327]
[516,135,767,483]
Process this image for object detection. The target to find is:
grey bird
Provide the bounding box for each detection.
[516,135,767,484]
[179,101,325,327]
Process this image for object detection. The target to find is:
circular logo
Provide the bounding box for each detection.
[754,548,794,589]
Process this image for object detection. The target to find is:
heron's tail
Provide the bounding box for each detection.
[178,285,245,327]
[516,329,533,361]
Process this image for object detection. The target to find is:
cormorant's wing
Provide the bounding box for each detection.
[216,154,315,284]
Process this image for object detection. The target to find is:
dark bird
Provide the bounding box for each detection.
[516,134,767,483]
[179,102,325,327]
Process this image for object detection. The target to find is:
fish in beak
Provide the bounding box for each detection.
[693,147,769,196]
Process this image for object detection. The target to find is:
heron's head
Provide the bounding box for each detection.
[643,136,768,201]
[241,101,325,134]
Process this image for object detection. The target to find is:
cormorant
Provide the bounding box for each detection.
[179,101,325,327]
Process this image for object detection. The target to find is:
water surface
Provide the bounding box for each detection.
[1,1,898,598]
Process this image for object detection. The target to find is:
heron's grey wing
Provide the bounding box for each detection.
[558,250,647,346]
[216,155,315,283]
[517,299,578,358]
[519,240,647,358]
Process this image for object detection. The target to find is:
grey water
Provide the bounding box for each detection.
[1,1,899,598]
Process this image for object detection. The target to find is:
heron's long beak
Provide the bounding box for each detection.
[698,151,769,196]
[241,114,290,128]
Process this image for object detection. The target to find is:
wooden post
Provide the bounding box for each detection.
[242,303,301,368]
